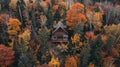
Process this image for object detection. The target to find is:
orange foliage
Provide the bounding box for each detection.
[71,3,84,12]
[66,3,86,30]
[8,18,21,35]
[85,32,96,40]
[0,44,14,67]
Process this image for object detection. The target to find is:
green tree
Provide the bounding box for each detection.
[37,26,51,64]
[89,35,103,67]
[14,38,36,67]
[80,44,91,67]
[106,35,116,54]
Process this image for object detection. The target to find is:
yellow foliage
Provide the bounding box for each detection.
[104,24,120,36]
[79,42,83,47]
[71,34,80,44]
[93,12,102,21]
[48,57,60,67]
[8,18,21,35]
[18,29,31,45]
[60,2,66,9]
[93,12,103,28]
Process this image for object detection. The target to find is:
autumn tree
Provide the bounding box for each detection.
[0,44,15,67]
[8,18,21,35]
[104,24,120,43]
[66,3,86,30]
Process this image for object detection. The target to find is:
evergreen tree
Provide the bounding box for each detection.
[0,0,10,13]
[14,38,36,67]
[46,9,53,28]
[74,22,84,35]
[16,0,26,23]
[54,6,61,22]
[89,35,103,67]
[37,26,51,64]
[106,35,116,54]
[80,44,91,67]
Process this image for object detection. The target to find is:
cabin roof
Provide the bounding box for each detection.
[53,21,67,34]
[53,21,66,28]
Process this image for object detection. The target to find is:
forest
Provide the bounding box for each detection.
[0,0,120,67]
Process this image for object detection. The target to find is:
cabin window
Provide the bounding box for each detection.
[63,35,68,40]
[52,35,57,40]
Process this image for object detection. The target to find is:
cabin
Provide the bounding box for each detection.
[51,21,68,46]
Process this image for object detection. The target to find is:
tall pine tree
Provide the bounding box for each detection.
[37,25,51,64]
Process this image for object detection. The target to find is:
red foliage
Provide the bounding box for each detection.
[0,44,14,67]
